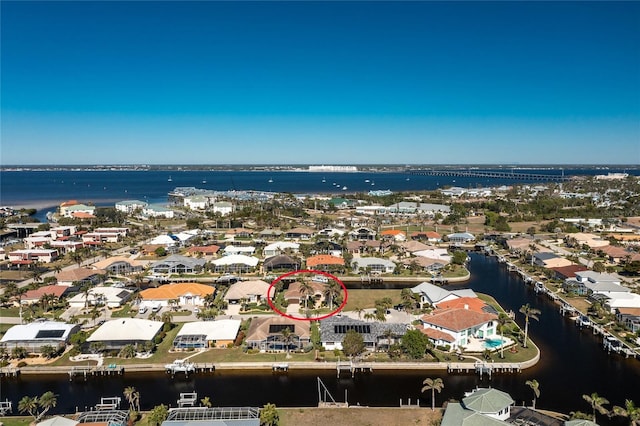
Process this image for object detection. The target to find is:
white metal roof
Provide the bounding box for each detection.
[213,254,259,267]
[1,321,77,343]
[86,318,163,342]
[177,320,241,341]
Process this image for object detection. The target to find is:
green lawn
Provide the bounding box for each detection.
[343,289,401,311]
[189,347,317,363]
[0,307,20,317]
[111,304,136,318]
[0,417,33,426]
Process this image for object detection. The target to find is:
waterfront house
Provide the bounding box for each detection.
[212,254,259,273]
[447,232,475,244]
[68,286,133,308]
[401,256,447,273]
[532,252,573,268]
[441,388,515,425]
[224,280,270,304]
[420,308,497,350]
[150,254,206,276]
[319,316,407,352]
[306,254,345,272]
[62,203,96,218]
[550,264,589,281]
[55,267,107,287]
[140,283,214,308]
[413,247,452,263]
[1,320,80,354]
[410,231,442,243]
[92,256,145,275]
[410,282,477,307]
[172,319,241,349]
[86,318,163,351]
[263,254,300,272]
[380,229,406,242]
[115,200,148,214]
[245,316,311,352]
[616,307,640,333]
[184,195,210,210]
[351,257,396,274]
[37,417,79,426]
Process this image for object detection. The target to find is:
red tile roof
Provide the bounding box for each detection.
[381,230,405,236]
[418,325,456,343]
[421,308,497,332]
[306,255,345,267]
[22,285,68,300]
[435,297,487,313]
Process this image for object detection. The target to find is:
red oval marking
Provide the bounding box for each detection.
[266,269,348,321]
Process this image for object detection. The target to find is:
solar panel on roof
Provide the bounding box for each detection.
[334,324,370,334]
[36,329,65,339]
[269,324,294,334]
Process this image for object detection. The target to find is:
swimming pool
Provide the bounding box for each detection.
[484,338,505,349]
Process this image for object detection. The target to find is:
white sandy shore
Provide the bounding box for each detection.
[1,200,60,211]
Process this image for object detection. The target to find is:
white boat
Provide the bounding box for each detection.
[202,180,207,184]
[168,176,172,182]
[365,179,370,183]
[322,178,326,183]
[312,275,329,283]
[268,178,273,183]
[342,186,347,190]
[165,359,195,373]
[371,182,375,186]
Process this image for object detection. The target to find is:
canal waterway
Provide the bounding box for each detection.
[1,254,639,423]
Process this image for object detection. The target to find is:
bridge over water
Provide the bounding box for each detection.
[407,169,570,182]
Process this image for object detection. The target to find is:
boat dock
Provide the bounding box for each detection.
[177,392,198,407]
[69,365,124,381]
[165,360,215,377]
[447,361,522,378]
[0,367,20,378]
[336,360,373,378]
[0,400,12,415]
[272,363,289,372]
[95,397,121,410]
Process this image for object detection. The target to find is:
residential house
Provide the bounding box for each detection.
[441,388,515,425]
[62,203,96,218]
[224,280,270,304]
[172,319,241,349]
[351,257,396,274]
[245,317,311,352]
[212,254,259,273]
[1,321,80,353]
[550,264,589,281]
[410,282,477,308]
[532,252,573,268]
[285,227,315,240]
[420,308,498,350]
[410,231,441,243]
[401,256,447,273]
[186,245,220,259]
[224,245,256,256]
[140,283,215,308]
[306,254,345,272]
[67,286,133,308]
[380,229,406,242]
[55,267,107,287]
[149,254,206,276]
[92,256,144,275]
[283,281,325,305]
[616,308,640,333]
[262,241,300,257]
[349,227,377,241]
[143,204,174,219]
[447,232,475,244]
[86,318,163,351]
[184,195,209,210]
[263,254,300,272]
[115,200,148,214]
[8,249,59,264]
[20,285,69,305]
[320,316,407,352]
[413,247,451,264]
[211,201,233,216]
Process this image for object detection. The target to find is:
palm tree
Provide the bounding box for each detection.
[323,281,342,310]
[363,311,376,322]
[37,391,58,421]
[421,377,444,411]
[497,313,509,359]
[299,281,313,309]
[400,288,415,311]
[280,327,294,357]
[161,311,174,326]
[200,396,212,408]
[354,306,364,320]
[525,379,540,409]
[124,386,140,412]
[583,392,609,422]
[18,396,38,420]
[612,399,640,425]
[519,303,541,348]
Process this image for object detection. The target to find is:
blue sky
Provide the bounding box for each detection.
[1,1,639,165]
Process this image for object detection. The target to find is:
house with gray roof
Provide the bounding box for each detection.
[442,388,514,426]
[150,254,206,276]
[411,282,477,307]
[447,232,475,244]
[319,316,407,352]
